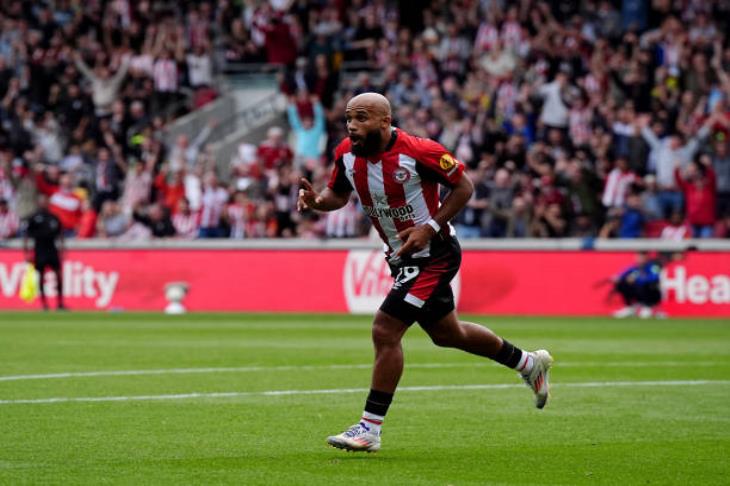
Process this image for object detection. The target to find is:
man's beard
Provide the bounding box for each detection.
[350,130,384,157]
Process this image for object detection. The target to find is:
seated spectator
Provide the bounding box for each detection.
[618,193,645,238]
[133,203,176,238]
[96,200,129,238]
[660,212,690,240]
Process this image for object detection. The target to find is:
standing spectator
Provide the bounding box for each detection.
[92,146,126,212]
[154,166,186,213]
[172,198,199,239]
[675,158,716,238]
[35,171,83,236]
[287,95,326,165]
[74,53,130,117]
[152,50,179,115]
[639,115,713,218]
[258,13,298,65]
[257,126,293,171]
[224,191,249,239]
[197,171,228,238]
[536,70,572,133]
[186,42,214,89]
[0,198,19,238]
[602,157,636,209]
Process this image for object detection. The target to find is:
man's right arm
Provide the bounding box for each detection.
[297,179,350,212]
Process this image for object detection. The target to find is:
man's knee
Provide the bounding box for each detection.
[371,313,406,347]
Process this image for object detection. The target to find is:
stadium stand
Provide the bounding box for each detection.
[0,0,729,240]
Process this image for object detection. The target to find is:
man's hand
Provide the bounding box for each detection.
[395,225,436,258]
[297,178,323,211]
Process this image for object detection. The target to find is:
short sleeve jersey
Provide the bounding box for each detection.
[327,128,465,257]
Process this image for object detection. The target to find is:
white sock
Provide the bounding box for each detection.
[360,411,384,435]
[515,352,534,375]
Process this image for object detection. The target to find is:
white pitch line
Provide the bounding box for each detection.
[0,361,725,383]
[0,380,728,406]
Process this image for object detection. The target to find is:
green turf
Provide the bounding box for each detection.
[0,312,728,485]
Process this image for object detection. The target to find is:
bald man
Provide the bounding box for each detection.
[298,92,553,453]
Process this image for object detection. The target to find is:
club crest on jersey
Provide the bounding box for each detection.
[439,153,457,171]
[392,167,410,184]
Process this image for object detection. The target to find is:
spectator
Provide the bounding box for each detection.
[618,193,645,238]
[324,194,363,238]
[660,212,690,241]
[258,126,294,172]
[96,200,129,238]
[675,158,717,238]
[0,198,18,238]
[639,115,713,218]
[641,174,663,220]
[74,53,130,117]
[134,202,176,238]
[602,157,636,209]
[287,94,326,165]
[172,198,199,239]
[198,171,228,238]
[224,191,249,239]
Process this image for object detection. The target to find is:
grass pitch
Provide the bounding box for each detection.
[0,312,728,485]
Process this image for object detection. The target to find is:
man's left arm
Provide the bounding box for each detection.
[396,173,473,258]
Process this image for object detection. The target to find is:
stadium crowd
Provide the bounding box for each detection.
[1,0,730,241]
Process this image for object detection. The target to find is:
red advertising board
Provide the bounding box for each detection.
[0,249,727,317]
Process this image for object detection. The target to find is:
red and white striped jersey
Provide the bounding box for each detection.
[327,129,465,258]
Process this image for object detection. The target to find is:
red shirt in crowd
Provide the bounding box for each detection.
[35,172,83,231]
[257,143,293,170]
[675,166,716,226]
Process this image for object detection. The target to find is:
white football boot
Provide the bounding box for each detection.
[327,422,381,452]
[521,350,553,409]
[638,306,654,319]
[613,305,638,318]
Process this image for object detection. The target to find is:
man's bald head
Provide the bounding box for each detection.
[346,92,392,118]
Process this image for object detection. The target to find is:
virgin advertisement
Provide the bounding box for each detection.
[0,249,727,317]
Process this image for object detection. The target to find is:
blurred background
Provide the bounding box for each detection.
[0,0,728,315]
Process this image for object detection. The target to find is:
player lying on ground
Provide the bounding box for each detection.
[297,93,553,453]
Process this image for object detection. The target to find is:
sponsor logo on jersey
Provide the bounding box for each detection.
[363,204,415,221]
[393,167,411,184]
[439,153,456,171]
[343,250,460,314]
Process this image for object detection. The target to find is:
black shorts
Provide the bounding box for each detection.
[380,236,461,326]
[35,253,60,272]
